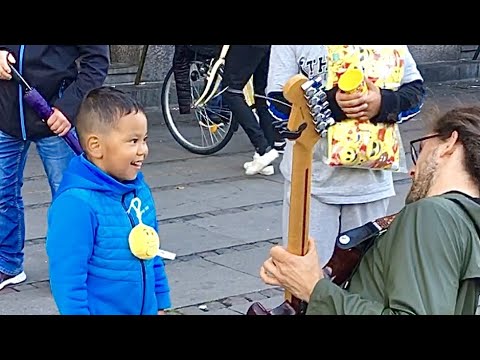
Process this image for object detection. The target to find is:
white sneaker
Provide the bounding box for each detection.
[245,148,279,176]
[243,153,275,175]
[258,165,274,176]
[243,152,260,170]
[0,271,26,291]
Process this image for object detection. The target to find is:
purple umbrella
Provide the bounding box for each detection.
[8,63,83,155]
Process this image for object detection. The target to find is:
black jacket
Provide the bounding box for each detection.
[0,45,110,140]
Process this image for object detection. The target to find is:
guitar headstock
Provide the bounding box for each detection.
[281,74,335,151]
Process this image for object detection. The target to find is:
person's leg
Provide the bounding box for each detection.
[222,46,275,157]
[173,45,194,115]
[252,49,275,149]
[0,130,30,288]
[339,198,391,234]
[282,180,341,267]
[35,135,75,197]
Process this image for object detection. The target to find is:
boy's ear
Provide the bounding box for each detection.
[85,134,103,159]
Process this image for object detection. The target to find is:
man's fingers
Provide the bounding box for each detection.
[0,62,12,80]
[55,123,67,135]
[0,53,15,80]
[46,114,58,127]
[47,116,68,134]
[58,123,72,137]
[262,257,278,276]
[58,128,70,137]
[48,117,61,132]
[260,265,281,286]
[0,69,12,80]
[269,245,286,261]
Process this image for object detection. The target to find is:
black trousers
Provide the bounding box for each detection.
[222,45,274,155]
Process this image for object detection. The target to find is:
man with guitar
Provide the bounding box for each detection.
[260,106,480,315]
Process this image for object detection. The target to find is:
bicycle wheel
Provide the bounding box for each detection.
[161,61,236,155]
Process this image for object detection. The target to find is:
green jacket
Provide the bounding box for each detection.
[307,191,480,315]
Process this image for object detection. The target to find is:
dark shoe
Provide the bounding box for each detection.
[0,271,26,291]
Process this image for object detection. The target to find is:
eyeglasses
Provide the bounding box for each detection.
[409,134,441,165]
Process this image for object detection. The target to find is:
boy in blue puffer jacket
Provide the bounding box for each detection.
[46,86,171,315]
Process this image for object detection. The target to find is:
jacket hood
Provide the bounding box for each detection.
[55,154,145,199]
[442,191,480,231]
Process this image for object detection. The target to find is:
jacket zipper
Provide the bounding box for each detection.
[122,192,146,315]
[18,45,27,141]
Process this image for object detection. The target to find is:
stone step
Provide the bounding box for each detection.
[104,62,139,85]
[460,45,480,59]
[418,59,480,83]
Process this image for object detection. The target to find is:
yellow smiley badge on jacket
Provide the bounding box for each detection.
[126,197,160,260]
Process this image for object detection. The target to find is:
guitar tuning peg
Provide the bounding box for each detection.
[304,87,317,98]
[310,104,324,116]
[307,91,328,107]
[325,115,335,126]
[312,112,327,125]
[302,76,325,97]
[315,121,328,132]
[301,79,317,94]
[320,109,332,120]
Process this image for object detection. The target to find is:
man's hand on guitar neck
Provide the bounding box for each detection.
[260,237,324,302]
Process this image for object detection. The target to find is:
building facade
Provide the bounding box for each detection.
[109,45,474,83]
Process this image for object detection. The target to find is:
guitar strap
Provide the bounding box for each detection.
[336,214,397,250]
[337,192,480,250]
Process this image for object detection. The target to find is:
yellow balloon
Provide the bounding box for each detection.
[128,224,160,260]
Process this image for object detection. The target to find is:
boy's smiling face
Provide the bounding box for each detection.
[97,111,149,182]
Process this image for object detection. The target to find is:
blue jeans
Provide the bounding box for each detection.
[0,130,75,276]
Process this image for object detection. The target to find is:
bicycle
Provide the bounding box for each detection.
[162,46,233,155]
[161,45,256,155]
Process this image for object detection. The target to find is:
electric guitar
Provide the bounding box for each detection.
[246,74,397,315]
[247,73,332,315]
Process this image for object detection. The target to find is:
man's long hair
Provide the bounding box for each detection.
[433,106,480,189]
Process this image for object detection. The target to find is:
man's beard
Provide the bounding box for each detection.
[405,151,439,204]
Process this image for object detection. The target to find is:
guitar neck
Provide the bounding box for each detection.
[285,141,314,303]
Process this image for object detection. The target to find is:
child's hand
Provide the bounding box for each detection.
[336,79,381,121]
[158,310,166,315]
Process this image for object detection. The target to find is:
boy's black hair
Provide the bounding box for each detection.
[75,86,145,146]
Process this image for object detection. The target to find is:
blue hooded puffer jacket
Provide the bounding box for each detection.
[46,154,171,315]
